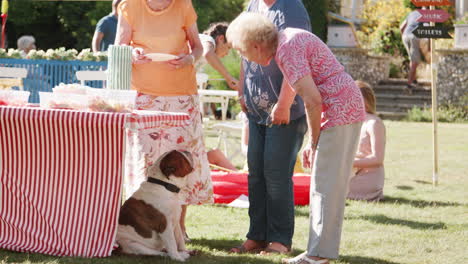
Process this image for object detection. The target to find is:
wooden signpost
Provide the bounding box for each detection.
[410,0,452,186]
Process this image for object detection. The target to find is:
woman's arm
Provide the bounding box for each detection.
[292,75,322,169]
[354,119,386,168]
[92,31,104,52]
[168,23,203,69]
[115,13,151,64]
[271,79,296,125]
[186,23,203,61]
[115,15,132,45]
[204,43,239,90]
[400,19,407,35]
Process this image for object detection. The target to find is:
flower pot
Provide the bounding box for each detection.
[454,24,468,49]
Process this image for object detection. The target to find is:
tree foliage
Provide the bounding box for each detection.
[357,0,410,56]
[7,0,109,50]
[193,0,245,32]
[5,0,325,50]
[5,0,245,50]
[303,0,328,42]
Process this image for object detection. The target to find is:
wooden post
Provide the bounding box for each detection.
[430,5,439,186]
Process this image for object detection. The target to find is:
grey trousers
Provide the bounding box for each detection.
[306,122,362,259]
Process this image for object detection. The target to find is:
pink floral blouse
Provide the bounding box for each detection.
[275,28,366,130]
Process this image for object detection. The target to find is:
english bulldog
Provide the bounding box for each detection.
[117,150,193,262]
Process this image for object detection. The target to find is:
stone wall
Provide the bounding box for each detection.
[331,48,390,86]
[436,49,468,106]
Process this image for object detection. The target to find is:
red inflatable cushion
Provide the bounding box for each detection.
[211,171,311,205]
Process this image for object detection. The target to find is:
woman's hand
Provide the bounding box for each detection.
[302,142,317,169]
[302,146,312,169]
[132,47,151,64]
[227,77,240,91]
[270,103,290,125]
[167,53,194,70]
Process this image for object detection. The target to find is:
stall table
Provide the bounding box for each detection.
[0,106,190,257]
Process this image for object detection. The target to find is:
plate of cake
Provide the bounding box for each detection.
[145,53,178,62]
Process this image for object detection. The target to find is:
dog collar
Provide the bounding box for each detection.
[147,177,181,193]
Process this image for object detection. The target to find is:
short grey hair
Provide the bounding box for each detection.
[17,35,35,51]
[226,12,278,53]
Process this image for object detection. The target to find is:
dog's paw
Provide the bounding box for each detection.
[169,252,189,262]
[179,250,190,259]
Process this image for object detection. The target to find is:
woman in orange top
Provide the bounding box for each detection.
[115,0,212,239]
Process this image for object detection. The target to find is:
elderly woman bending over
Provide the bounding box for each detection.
[227,13,365,264]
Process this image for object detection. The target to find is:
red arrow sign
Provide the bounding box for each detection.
[411,0,452,7]
[417,9,450,22]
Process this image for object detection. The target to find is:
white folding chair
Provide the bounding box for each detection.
[75,70,107,86]
[0,67,28,90]
[212,121,245,161]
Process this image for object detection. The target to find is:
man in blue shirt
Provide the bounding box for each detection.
[92,0,122,52]
[231,0,311,255]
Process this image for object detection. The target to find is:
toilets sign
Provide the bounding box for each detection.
[413,25,451,38]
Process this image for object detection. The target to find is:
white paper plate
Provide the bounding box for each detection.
[145,53,178,62]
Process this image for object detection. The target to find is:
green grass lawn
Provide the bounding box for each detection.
[1,121,467,264]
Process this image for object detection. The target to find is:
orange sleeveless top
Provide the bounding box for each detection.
[119,0,198,96]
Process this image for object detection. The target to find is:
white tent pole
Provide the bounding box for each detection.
[430,5,439,186]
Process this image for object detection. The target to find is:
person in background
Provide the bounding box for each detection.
[347,81,386,202]
[197,22,239,91]
[17,35,36,58]
[197,22,239,119]
[227,12,365,263]
[230,0,312,255]
[400,1,425,93]
[17,35,50,92]
[115,0,210,241]
[92,0,122,52]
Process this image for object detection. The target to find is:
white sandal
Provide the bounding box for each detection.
[281,252,329,264]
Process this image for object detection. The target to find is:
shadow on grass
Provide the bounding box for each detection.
[1,246,279,264]
[414,180,432,185]
[395,185,414,190]
[338,255,400,264]
[189,237,244,252]
[0,249,101,264]
[381,195,462,208]
[190,237,302,254]
[294,207,310,218]
[352,214,447,230]
[189,238,304,261]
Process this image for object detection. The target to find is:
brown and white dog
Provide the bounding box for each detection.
[117,150,193,262]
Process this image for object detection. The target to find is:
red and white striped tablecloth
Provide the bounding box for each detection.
[0,106,190,257]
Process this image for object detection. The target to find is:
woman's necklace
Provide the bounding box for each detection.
[146,0,172,12]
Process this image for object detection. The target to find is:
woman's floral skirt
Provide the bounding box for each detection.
[132,92,213,205]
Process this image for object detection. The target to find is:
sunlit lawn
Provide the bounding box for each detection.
[1,121,467,264]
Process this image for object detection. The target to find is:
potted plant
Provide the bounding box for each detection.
[454,13,468,48]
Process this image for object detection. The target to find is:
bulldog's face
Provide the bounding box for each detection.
[159,150,194,178]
